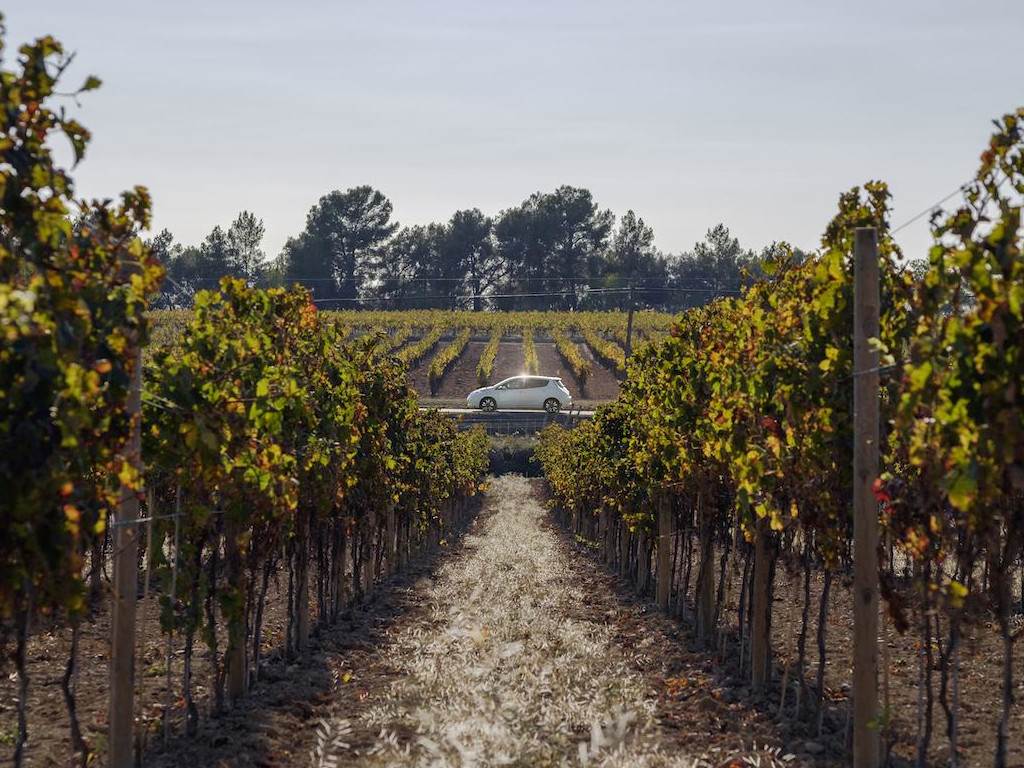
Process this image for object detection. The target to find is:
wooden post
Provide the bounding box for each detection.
[387,504,397,574]
[294,507,310,656]
[624,281,635,359]
[751,518,770,692]
[362,510,376,598]
[600,508,612,564]
[853,226,880,768]
[636,529,648,593]
[225,518,246,701]
[109,347,141,768]
[695,495,716,643]
[656,495,672,611]
[163,486,181,743]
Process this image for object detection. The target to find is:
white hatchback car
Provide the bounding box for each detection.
[467,376,573,413]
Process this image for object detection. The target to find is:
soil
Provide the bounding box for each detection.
[535,342,620,402]
[2,478,794,767]
[763,563,1024,767]
[402,332,445,397]
[662,532,1024,768]
[434,340,487,398]
[489,340,528,383]
[577,338,622,400]
[8,477,1013,767]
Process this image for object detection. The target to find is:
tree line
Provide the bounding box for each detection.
[153,184,797,312]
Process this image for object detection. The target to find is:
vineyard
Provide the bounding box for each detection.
[537,113,1024,766]
[150,308,673,405]
[5,17,1024,768]
[0,36,490,768]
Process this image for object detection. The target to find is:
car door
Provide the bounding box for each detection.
[495,377,525,408]
[522,377,547,409]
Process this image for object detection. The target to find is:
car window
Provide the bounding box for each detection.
[505,377,525,389]
[526,377,548,388]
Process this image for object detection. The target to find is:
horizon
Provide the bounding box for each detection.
[5,1,1022,263]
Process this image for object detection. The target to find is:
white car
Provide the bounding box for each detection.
[467,376,573,413]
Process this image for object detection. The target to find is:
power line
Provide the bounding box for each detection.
[309,285,741,306]
[890,181,972,234]
[166,274,744,287]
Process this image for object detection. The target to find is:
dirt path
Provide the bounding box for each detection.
[310,475,677,766]
[309,477,800,768]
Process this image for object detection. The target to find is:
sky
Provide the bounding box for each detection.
[5,0,1023,262]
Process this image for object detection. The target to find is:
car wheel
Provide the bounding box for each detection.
[544,398,561,414]
[480,397,497,412]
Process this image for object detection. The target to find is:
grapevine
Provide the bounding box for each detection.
[397,325,443,365]
[476,326,504,386]
[579,325,626,372]
[522,327,539,374]
[550,328,591,392]
[538,109,1024,766]
[428,327,471,395]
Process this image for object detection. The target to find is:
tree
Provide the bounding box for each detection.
[442,209,496,311]
[494,186,612,309]
[195,225,232,282]
[592,210,670,309]
[147,229,194,309]
[493,204,543,304]
[668,223,756,309]
[373,224,446,309]
[282,186,398,303]
[543,187,614,304]
[227,210,266,285]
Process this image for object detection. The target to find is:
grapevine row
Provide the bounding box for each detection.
[144,280,490,740]
[0,33,491,766]
[522,326,539,374]
[579,325,626,372]
[428,327,472,395]
[397,325,443,365]
[538,109,1024,766]
[550,328,591,392]
[476,326,504,385]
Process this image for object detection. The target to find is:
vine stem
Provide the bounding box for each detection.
[61,621,88,766]
[14,586,32,768]
[163,485,181,744]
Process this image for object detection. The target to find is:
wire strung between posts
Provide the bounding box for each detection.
[846,363,903,381]
[109,508,225,529]
[890,183,972,234]
[889,171,1014,235]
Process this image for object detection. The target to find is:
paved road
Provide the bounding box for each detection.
[428,407,596,417]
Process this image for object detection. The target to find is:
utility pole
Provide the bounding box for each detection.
[625,279,635,359]
[853,226,880,768]
[623,236,639,359]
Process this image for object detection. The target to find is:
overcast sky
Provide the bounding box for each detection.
[6,0,1022,262]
